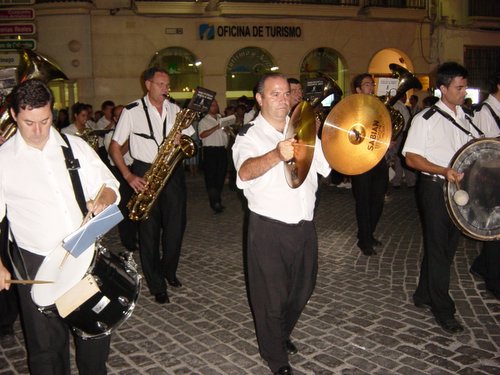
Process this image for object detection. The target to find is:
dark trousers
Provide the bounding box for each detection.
[351,158,389,248]
[414,176,460,320]
[132,161,187,295]
[471,240,500,294]
[16,249,110,375]
[202,146,228,209]
[110,165,138,251]
[0,287,18,329]
[247,212,317,373]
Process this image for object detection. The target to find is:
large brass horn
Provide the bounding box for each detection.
[0,49,68,143]
[383,64,422,139]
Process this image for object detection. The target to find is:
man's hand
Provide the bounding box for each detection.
[444,168,464,184]
[0,262,12,291]
[126,173,147,194]
[86,187,118,216]
[277,138,296,161]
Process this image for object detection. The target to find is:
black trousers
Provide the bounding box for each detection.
[0,287,18,329]
[202,146,228,209]
[414,175,460,320]
[247,212,317,373]
[471,240,500,294]
[16,249,110,375]
[351,158,389,248]
[110,165,138,251]
[132,161,187,295]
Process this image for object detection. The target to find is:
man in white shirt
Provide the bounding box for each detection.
[402,62,481,333]
[109,67,195,304]
[0,79,119,374]
[233,73,330,375]
[94,100,115,165]
[198,99,228,213]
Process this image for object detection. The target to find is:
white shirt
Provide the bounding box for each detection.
[61,123,91,136]
[104,129,134,166]
[0,128,120,256]
[474,94,500,137]
[402,100,481,169]
[198,114,228,147]
[232,113,330,224]
[112,95,195,163]
[95,117,112,147]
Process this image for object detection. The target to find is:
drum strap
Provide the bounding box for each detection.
[430,105,484,138]
[60,134,88,216]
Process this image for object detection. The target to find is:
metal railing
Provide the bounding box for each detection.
[364,0,425,9]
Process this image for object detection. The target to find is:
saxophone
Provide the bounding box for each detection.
[127,108,198,221]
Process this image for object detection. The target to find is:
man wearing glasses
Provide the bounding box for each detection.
[109,67,195,304]
[350,73,389,256]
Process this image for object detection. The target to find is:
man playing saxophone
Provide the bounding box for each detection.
[109,67,195,304]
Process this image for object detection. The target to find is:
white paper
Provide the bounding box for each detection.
[62,204,123,257]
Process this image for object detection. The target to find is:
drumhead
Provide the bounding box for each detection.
[445,138,500,241]
[31,244,95,307]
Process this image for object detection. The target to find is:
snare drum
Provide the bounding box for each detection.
[32,244,141,339]
[445,137,500,241]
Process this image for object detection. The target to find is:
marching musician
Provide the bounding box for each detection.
[402,62,482,333]
[469,71,500,300]
[233,73,330,375]
[198,99,229,213]
[0,79,119,374]
[350,73,389,256]
[109,67,194,304]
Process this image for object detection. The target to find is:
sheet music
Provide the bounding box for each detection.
[219,114,236,128]
[62,204,123,257]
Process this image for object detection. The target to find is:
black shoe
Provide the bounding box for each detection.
[167,277,182,288]
[155,292,169,304]
[469,266,484,279]
[360,246,376,256]
[274,365,293,375]
[212,203,224,214]
[372,238,382,247]
[412,295,431,309]
[436,317,464,334]
[286,340,298,355]
[0,325,14,337]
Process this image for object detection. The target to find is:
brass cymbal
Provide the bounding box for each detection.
[321,94,392,175]
[284,101,317,188]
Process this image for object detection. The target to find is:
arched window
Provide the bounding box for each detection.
[149,47,202,100]
[300,48,347,102]
[226,47,278,100]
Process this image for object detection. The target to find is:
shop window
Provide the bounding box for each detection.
[149,47,202,100]
[226,46,278,100]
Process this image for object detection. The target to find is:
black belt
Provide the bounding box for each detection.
[253,212,309,227]
[420,173,445,185]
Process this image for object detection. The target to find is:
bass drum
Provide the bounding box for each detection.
[445,137,500,241]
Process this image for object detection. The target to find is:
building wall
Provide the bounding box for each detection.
[31,4,499,109]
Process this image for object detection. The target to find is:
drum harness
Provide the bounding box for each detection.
[423,104,485,139]
[3,134,89,284]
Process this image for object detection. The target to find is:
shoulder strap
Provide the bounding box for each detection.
[140,98,167,149]
[60,134,88,216]
[429,105,484,138]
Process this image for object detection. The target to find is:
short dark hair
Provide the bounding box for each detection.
[487,71,500,94]
[287,78,300,85]
[143,67,168,82]
[256,73,288,96]
[71,102,88,119]
[352,73,372,90]
[101,100,115,110]
[436,62,468,88]
[10,79,53,115]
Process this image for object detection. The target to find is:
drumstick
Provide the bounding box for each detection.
[60,184,106,268]
[5,279,53,284]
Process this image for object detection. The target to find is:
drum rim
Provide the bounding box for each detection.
[445,137,500,241]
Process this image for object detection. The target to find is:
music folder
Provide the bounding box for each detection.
[62,204,123,257]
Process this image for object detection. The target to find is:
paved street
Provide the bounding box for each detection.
[1,174,499,374]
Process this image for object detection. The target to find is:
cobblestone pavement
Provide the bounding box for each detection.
[1,174,499,375]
